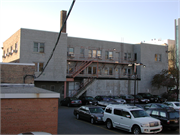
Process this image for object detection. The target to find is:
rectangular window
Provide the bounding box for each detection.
[134,53,137,61]
[93,67,96,74]
[80,48,84,57]
[88,67,91,74]
[92,50,97,58]
[11,46,13,52]
[34,42,44,53]
[128,53,131,60]
[114,109,122,116]
[124,53,127,60]
[34,62,44,72]
[109,52,113,58]
[88,50,92,58]
[15,42,18,50]
[98,68,101,75]
[105,68,108,75]
[123,68,127,76]
[68,47,74,54]
[109,68,113,75]
[155,54,161,62]
[97,50,101,57]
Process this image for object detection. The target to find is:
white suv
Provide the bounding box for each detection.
[103,104,162,134]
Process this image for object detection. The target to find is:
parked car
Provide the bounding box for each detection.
[108,95,126,104]
[119,94,139,103]
[131,94,150,104]
[103,104,162,134]
[18,132,52,135]
[144,103,172,110]
[79,96,98,105]
[60,97,82,107]
[145,108,179,131]
[98,100,123,107]
[164,101,180,111]
[137,93,155,102]
[74,105,104,124]
[153,95,167,103]
[94,95,112,101]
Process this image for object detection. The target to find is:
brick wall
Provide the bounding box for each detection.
[1,98,59,134]
[1,63,35,84]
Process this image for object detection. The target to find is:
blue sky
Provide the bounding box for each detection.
[0,0,179,62]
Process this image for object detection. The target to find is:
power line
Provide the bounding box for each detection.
[36,0,76,78]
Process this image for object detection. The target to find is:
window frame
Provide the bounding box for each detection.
[34,42,45,53]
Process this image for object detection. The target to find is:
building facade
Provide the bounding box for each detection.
[2,28,168,99]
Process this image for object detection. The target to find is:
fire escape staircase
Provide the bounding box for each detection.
[70,61,93,78]
[71,77,96,98]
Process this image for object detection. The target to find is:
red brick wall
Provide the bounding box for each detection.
[1,64,35,84]
[1,98,58,134]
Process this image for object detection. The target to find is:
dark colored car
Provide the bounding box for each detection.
[131,94,150,104]
[137,93,155,102]
[74,105,104,124]
[153,95,167,103]
[144,103,172,110]
[79,96,98,105]
[119,94,139,103]
[60,97,82,107]
[145,108,179,131]
[107,95,126,104]
[94,95,112,101]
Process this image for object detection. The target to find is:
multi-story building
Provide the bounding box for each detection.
[1,11,168,99]
[175,18,180,88]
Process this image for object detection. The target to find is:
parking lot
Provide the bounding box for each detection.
[58,105,179,134]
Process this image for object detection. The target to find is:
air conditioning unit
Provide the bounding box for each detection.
[98,56,102,59]
[13,50,17,53]
[9,52,13,55]
[2,55,6,58]
[6,53,9,56]
[70,54,75,57]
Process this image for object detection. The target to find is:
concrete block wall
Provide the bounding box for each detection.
[1,98,58,134]
[0,63,35,84]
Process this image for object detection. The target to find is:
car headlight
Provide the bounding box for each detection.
[141,123,150,127]
[96,117,101,120]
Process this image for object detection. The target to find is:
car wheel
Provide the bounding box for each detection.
[76,114,80,120]
[132,125,141,134]
[106,119,113,129]
[90,118,94,124]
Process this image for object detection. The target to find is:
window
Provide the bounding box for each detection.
[134,53,137,61]
[159,111,166,118]
[97,50,102,57]
[15,42,18,50]
[68,47,74,55]
[7,48,9,55]
[105,51,113,59]
[109,68,113,75]
[109,52,113,58]
[92,50,97,58]
[34,42,44,53]
[50,85,55,91]
[128,53,131,60]
[34,62,44,72]
[98,68,101,75]
[80,48,84,57]
[93,67,96,74]
[88,50,92,58]
[123,68,127,76]
[105,107,112,113]
[105,51,108,59]
[124,53,127,60]
[122,111,131,118]
[114,109,122,116]
[155,54,161,61]
[104,68,108,75]
[151,110,159,116]
[11,46,13,52]
[88,67,91,74]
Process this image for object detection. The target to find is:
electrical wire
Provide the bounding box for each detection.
[36,0,76,78]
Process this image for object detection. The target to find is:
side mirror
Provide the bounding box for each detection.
[126,115,131,118]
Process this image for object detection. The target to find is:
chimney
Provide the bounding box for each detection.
[60,10,67,33]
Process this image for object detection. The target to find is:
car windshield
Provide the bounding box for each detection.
[127,95,134,99]
[146,93,152,97]
[70,97,78,100]
[174,103,180,106]
[169,112,179,119]
[131,110,149,118]
[86,96,94,100]
[157,104,169,108]
[136,95,143,98]
[89,107,104,113]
